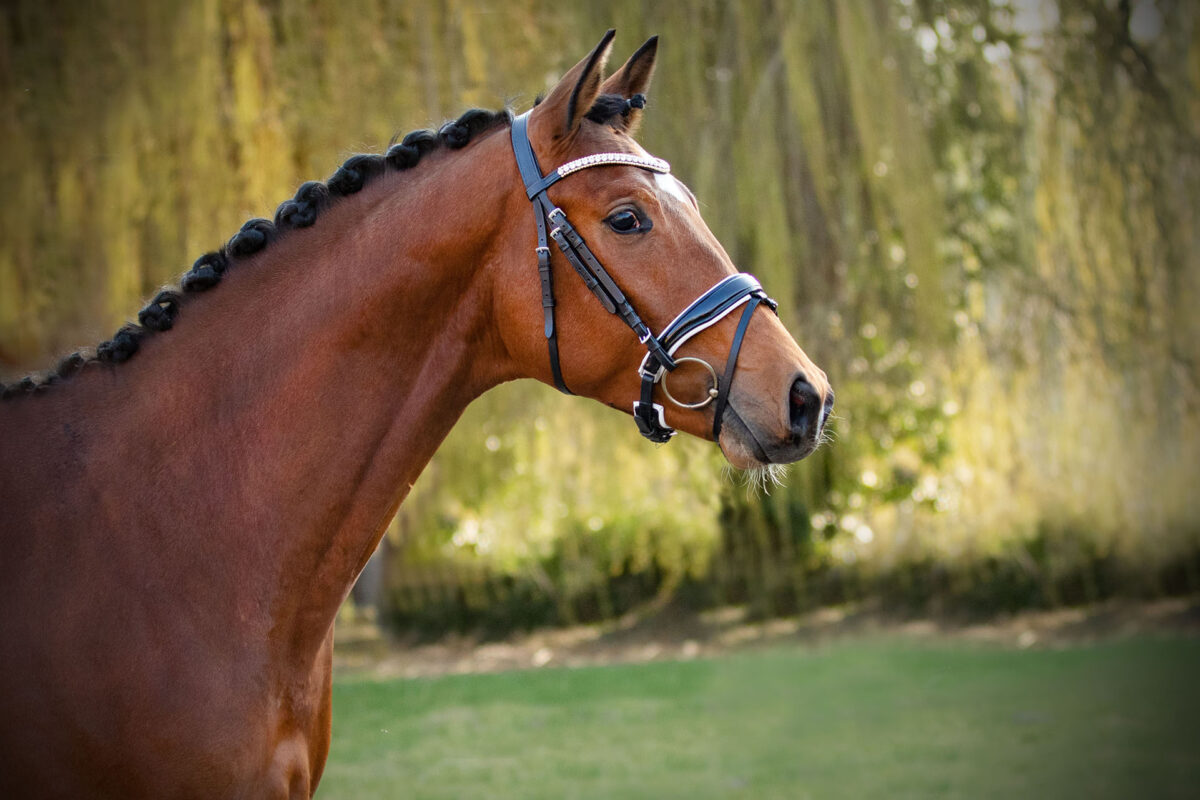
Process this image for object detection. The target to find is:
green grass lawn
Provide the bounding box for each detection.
[317,635,1199,799]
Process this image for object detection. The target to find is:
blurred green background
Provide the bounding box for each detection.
[2,0,1198,633]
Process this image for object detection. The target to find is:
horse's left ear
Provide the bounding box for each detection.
[599,36,658,135]
[531,30,616,143]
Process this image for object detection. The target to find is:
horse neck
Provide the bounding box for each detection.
[5,129,522,657]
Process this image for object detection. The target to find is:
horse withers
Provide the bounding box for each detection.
[0,32,832,798]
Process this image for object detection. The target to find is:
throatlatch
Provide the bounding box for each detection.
[510,109,777,443]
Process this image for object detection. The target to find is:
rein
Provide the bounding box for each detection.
[510,110,777,443]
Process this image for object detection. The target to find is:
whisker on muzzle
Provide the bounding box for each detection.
[720,462,789,496]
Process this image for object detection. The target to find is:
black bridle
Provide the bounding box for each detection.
[510,110,777,444]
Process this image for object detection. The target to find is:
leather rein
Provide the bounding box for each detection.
[510,110,777,444]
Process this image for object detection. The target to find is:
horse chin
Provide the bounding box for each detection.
[717,404,773,468]
[719,439,769,470]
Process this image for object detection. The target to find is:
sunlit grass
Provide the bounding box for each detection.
[318,635,1199,799]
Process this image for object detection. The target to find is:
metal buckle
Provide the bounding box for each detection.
[633,401,676,442]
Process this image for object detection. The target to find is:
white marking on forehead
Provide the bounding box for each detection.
[631,140,694,207]
[654,172,691,205]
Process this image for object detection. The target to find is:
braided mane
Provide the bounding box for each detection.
[0,108,513,400]
[1,92,643,401]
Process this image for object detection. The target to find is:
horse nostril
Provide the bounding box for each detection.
[790,385,807,409]
[789,377,821,439]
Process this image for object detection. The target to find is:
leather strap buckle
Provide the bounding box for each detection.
[633,401,675,443]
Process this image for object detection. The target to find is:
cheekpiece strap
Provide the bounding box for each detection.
[513,114,571,394]
[511,110,674,401]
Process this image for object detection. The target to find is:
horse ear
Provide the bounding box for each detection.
[531,29,616,142]
[599,36,658,135]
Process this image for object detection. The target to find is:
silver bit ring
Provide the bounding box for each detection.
[661,357,720,409]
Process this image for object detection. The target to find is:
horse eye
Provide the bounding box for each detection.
[605,209,650,234]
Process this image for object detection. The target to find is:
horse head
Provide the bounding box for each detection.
[493,32,833,468]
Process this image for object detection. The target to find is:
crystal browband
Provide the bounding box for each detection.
[554,153,670,179]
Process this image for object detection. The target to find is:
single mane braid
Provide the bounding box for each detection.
[583,93,646,125]
[1,106,515,400]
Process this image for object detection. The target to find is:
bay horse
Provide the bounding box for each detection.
[0,32,831,798]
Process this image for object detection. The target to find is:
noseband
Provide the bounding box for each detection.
[510,110,777,444]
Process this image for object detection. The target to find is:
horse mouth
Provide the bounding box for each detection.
[718,402,818,468]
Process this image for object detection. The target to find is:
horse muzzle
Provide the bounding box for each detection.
[718,372,834,466]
